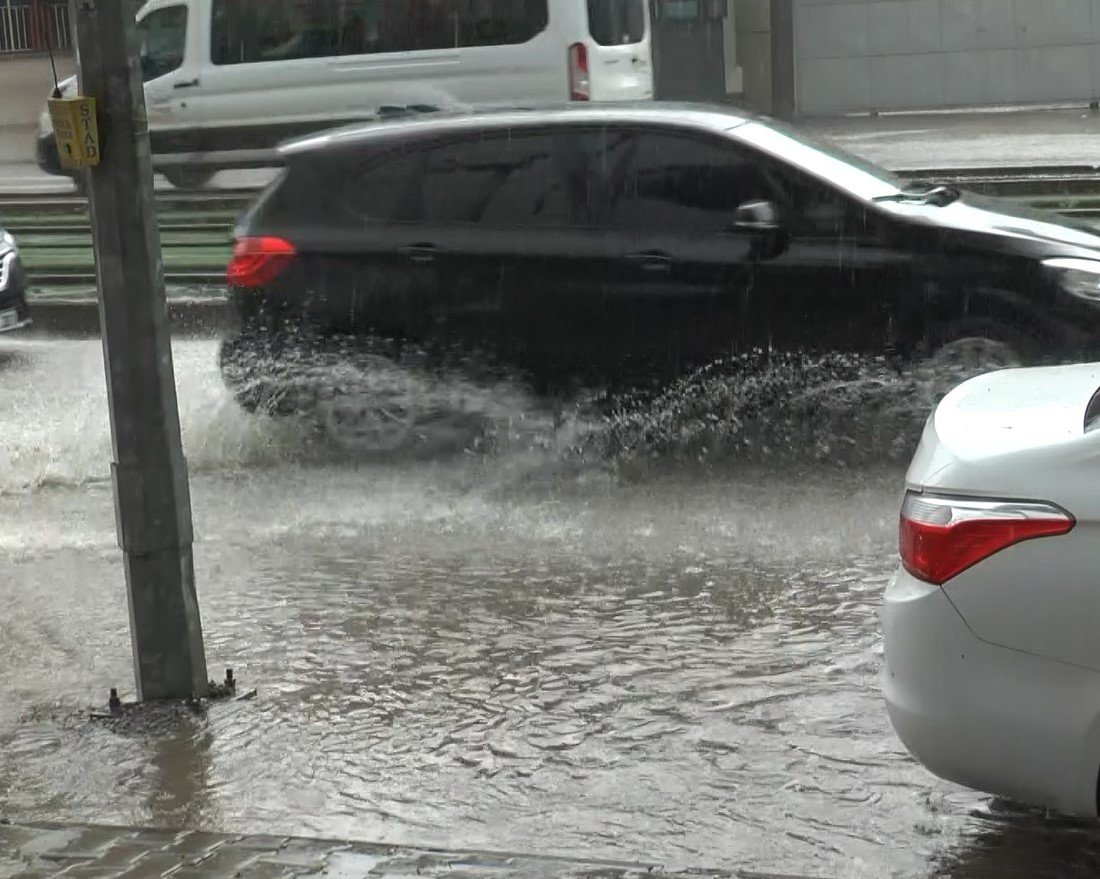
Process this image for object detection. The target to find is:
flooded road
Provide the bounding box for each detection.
[2,338,1099,878]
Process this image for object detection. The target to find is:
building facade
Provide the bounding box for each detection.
[652,0,1100,118]
[8,0,1096,119]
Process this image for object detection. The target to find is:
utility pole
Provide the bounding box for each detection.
[70,0,209,700]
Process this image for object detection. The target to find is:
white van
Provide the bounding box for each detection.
[37,0,654,187]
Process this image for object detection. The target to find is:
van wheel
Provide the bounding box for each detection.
[163,168,216,190]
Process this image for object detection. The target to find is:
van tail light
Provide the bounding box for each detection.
[900,492,1074,585]
[569,42,590,101]
[227,236,297,287]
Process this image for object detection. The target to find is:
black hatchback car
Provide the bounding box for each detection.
[219,103,1100,427]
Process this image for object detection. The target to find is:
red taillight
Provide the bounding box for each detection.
[569,42,590,101]
[227,236,297,287]
[899,492,1074,585]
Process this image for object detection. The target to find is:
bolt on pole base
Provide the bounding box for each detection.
[70,0,208,701]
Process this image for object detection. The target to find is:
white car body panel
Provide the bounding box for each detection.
[883,568,1100,817]
[907,364,1100,670]
[885,362,1100,815]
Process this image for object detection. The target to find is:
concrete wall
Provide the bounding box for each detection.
[793,0,1100,116]
[736,0,774,112]
[0,53,75,162]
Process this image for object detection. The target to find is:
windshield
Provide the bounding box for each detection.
[733,119,905,201]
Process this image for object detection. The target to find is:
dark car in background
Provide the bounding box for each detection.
[0,228,31,335]
[218,103,1100,436]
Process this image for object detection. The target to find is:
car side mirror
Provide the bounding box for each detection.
[733,200,782,232]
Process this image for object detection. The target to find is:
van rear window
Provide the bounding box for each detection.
[587,0,646,46]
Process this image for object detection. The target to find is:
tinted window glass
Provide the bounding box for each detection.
[211,0,548,65]
[661,0,699,21]
[137,5,188,82]
[735,147,870,238]
[419,132,585,227]
[344,150,423,223]
[456,0,549,47]
[587,0,645,45]
[599,130,779,233]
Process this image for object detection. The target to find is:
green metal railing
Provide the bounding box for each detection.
[7,171,1100,297]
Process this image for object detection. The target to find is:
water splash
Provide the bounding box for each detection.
[0,338,993,495]
[578,351,987,470]
[0,339,308,495]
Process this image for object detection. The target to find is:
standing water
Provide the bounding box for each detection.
[2,337,1098,878]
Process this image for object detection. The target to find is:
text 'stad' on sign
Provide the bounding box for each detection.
[48,96,101,169]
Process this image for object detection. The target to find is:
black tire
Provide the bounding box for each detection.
[925,317,1040,372]
[162,167,217,190]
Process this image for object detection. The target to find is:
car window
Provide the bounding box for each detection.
[597,129,782,233]
[137,5,188,82]
[455,0,549,47]
[760,156,870,238]
[211,0,549,64]
[417,131,587,227]
[1086,387,1100,433]
[734,122,903,202]
[343,150,424,223]
[587,0,646,45]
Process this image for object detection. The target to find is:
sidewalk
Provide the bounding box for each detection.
[0,822,747,879]
[5,106,1100,195]
[22,288,227,337]
[799,106,1100,173]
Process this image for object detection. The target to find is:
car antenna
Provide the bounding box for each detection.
[45,11,62,99]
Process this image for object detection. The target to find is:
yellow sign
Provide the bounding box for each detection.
[47,95,101,169]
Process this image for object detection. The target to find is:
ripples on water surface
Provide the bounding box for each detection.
[2,338,1097,878]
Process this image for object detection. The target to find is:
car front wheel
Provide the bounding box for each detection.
[925,318,1039,374]
[928,335,1024,372]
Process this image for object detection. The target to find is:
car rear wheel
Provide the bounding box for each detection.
[310,361,422,454]
[220,332,433,454]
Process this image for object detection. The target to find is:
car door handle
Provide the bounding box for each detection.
[173,78,200,90]
[627,250,672,273]
[400,243,438,264]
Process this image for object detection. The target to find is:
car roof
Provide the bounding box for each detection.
[279,102,757,158]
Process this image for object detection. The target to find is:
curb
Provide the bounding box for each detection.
[24,295,227,336]
[0,821,765,879]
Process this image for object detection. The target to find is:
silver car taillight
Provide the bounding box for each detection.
[900,491,1074,585]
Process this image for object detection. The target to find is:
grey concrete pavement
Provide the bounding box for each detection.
[5,105,1100,197]
[6,103,1100,195]
[800,107,1100,172]
[0,822,743,879]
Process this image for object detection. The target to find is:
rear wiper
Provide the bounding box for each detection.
[874,184,960,207]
